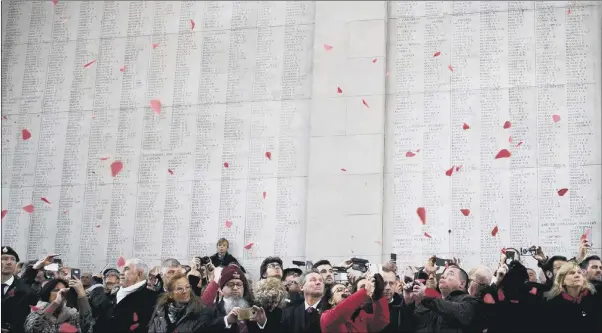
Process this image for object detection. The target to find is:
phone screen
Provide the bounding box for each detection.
[390,253,397,263]
[44,263,59,272]
[237,308,256,321]
[71,269,81,279]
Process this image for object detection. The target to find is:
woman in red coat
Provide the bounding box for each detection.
[320,273,390,333]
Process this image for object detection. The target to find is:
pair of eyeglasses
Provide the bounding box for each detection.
[267,263,282,269]
[226,282,244,289]
[174,286,191,294]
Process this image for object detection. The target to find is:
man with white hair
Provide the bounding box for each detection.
[158,258,182,293]
[468,265,493,297]
[103,258,158,333]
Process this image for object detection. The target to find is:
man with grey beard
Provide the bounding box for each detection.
[204,264,267,332]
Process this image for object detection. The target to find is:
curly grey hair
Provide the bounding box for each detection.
[252,277,288,310]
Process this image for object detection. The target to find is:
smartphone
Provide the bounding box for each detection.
[292,260,305,267]
[390,253,397,264]
[44,263,59,272]
[237,308,257,321]
[506,250,516,260]
[435,258,451,268]
[71,268,81,279]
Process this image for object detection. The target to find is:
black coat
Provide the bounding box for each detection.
[210,253,245,273]
[543,290,602,333]
[381,293,405,333]
[148,301,214,333]
[407,290,479,333]
[280,302,321,333]
[202,299,266,333]
[1,276,38,333]
[88,286,115,333]
[106,284,158,333]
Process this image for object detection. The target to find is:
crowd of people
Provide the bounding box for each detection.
[2,237,601,333]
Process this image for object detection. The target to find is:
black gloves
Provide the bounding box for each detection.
[372,273,385,300]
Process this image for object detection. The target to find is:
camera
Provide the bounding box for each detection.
[333,266,348,283]
[350,258,369,273]
[404,270,429,291]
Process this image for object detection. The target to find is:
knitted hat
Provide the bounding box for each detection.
[219,264,248,289]
[1,246,19,262]
[260,257,283,279]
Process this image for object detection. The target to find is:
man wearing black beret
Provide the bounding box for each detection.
[1,246,37,333]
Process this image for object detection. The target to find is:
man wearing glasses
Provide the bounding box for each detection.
[283,267,303,307]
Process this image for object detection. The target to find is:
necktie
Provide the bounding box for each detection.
[1,284,7,296]
[237,320,248,333]
[306,307,315,315]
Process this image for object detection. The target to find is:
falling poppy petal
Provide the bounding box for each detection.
[341,168,347,172]
[503,121,511,129]
[100,156,110,161]
[129,323,139,332]
[23,205,34,213]
[552,114,561,123]
[30,305,40,312]
[424,232,432,239]
[243,242,254,250]
[362,99,369,108]
[22,129,32,140]
[568,8,571,14]
[497,289,505,301]
[225,220,233,229]
[265,152,272,160]
[460,209,470,216]
[41,197,51,204]
[372,58,377,63]
[323,44,333,51]
[337,86,343,94]
[491,225,499,237]
[59,323,78,333]
[133,312,138,322]
[416,207,426,225]
[517,141,523,147]
[223,162,229,168]
[152,43,159,49]
[116,256,126,267]
[168,169,174,175]
[1,210,7,219]
[120,66,126,72]
[529,287,537,295]
[406,151,416,157]
[462,122,470,130]
[508,136,513,143]
[445,167,454,177]
[110,161,123,177]
[495,149,511,159]
[52,0,58,5]
[190,19,195,30]
[483,294,495,304]
[149,99,161,115]
[501,248,507,254]
[385,71,390,77]
[262,191,266,199]
[448,64,453,72]
[83,60,96,68]
[455,165,463,172]
[557,188,569,196]
[433,51,441,57]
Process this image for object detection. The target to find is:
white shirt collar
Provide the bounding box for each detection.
[304,298,321,310]
[4,275,14,287]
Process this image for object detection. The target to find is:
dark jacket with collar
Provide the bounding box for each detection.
[203,299,266,333]
[148,300,214,333]
[407,289,478,333]
[105,283,158,333]
[1,276,38,333]
[210,253,245,273]
[281,301,322,333]
[381,293,405,333]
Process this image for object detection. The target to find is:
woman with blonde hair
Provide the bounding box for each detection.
[148,272,212,333]
[544,261,601,332]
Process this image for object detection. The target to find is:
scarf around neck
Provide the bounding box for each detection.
[167,302,187,324]
[116,280,146,304]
